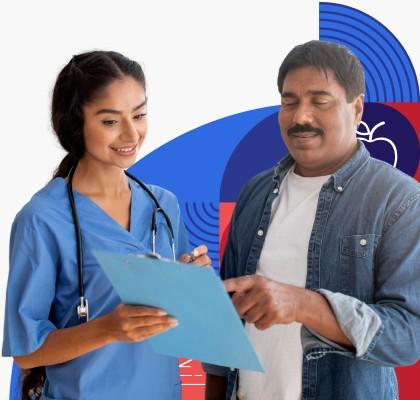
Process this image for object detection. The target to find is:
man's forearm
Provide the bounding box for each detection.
[296,288,353,348]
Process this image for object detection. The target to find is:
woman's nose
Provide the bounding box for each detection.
[120,120,140,142]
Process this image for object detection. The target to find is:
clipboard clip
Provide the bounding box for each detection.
[144,252,162,260]
[143,252,184,269]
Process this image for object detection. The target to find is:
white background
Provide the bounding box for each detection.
[0,1,418,398]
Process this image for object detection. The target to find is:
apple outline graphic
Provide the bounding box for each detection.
[356,120,398,168]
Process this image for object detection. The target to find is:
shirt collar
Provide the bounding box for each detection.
[273,140,370,193]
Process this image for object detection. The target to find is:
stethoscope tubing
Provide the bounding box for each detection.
[67,165,176,321]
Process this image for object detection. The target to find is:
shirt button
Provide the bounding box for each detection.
[360,238,367,246]
[337,186,343,192]
[257,229,264,237]
[273,188,279,194]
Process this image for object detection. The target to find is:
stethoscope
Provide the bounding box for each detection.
[67,165,176,321]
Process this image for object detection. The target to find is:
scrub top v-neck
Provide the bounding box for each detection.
[3,176,190,400]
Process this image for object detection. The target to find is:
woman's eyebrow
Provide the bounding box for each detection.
[95,99,147,115]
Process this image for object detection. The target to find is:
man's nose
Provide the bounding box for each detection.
[292,103,314,126]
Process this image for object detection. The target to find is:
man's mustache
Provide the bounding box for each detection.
[287,124,324,136]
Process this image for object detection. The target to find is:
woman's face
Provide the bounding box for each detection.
[81,76,147,170]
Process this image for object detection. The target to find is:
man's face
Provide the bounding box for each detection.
[278,66,364,176]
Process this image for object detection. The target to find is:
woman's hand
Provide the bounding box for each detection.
[100,304,178,343]
[13,304,177,369]
[179,245,211,266]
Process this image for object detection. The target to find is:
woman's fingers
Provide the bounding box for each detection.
[191,254,211,266]
[191,245,208,258]
[178,253,192,263]
[132,321,178,341]
[106,305,178,342]
[117,304,167,317]
[179,245,211,266]
[130,315,177,329]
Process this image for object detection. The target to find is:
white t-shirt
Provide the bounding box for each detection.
[237,167,330,400]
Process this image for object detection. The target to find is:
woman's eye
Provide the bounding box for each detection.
[102,120,118,126]
[133,113,147,120]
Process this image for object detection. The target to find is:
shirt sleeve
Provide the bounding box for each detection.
[307,191,420,367]
[2,212,58,357]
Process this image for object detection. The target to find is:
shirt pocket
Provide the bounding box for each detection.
[339,234,380,301]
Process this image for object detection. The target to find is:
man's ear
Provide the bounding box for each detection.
[354,93,364,127]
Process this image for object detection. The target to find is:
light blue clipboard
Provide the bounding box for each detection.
[93,250,264,372]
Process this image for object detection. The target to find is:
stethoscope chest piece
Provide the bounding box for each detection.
[77,296,89,320]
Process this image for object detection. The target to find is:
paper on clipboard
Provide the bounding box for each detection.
[93,250,264,372]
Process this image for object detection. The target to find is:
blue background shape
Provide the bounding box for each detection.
[359,104,419,176]
[220,109,287,202]
[320,2,420,102]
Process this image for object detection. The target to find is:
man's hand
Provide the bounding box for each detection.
[223,275,304,330]
[224,275,353,347]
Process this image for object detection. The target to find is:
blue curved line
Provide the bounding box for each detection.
[321,18,398,100]
[321,12,405,101]
[202,203,219,221]
[320,16,401,100]
[322,4,418,100]
[320,34,378,102]
[365,82,371,102]
[209,202,219,213]
[320,20,396,100]
[321,35,379,101]
[320,27,387,101]
[193,202,219,229]
[321,4,419,100]
[320,25,390,101]
[324,4,411,95]
[321,34,376,101]
[185,225,220,245]
[184,203,219,237]
[189,239,219,251]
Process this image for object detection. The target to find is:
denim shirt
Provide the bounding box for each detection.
[204,141,420,400]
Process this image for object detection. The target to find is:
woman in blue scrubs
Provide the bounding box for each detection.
[2,51,210,400]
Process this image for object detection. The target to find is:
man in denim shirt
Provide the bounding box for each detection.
[204,41,420,400]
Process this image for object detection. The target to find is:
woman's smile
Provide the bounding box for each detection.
[110,143,138,156]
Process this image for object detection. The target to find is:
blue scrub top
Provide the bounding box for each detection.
[3,177,190,400]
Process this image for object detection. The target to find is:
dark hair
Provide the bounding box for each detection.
[277,40,365,102]
[22,51,145,400]
[51,50,146,179]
